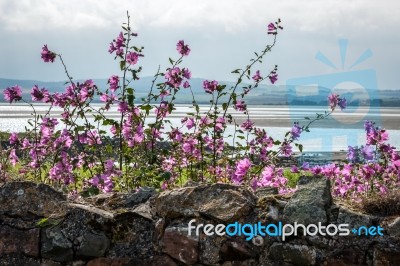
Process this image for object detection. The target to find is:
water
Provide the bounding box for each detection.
[0,103,398,152]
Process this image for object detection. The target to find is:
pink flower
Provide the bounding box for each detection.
[89,160,120,193]
[252,70,262,82]
[338,98,347,110]
[281,143,292,157]
[9,132,19,145]
[259,166,275,186]
[31,85,50,102]
[182,137,198,154]
[328,94,339,110]
[49,152,74,184]
[203,80,218,94]
[182,68,191,79]
[126,51,140,65]
[9,149,18,166]
[41,45,56,63]
[87,131,102,146]
[199,116,211,128]
[3,85,22,103]
[233,158,252,184]
[241,119,254,131]
[215,117,225,132]
[291,122,302,140]
[234,101,247,112]
[118,101,129,113]
[361,145,374,161]
[108,75,119,92]
[108,32,125,57]
[169,128,182,142]
[134,124,144,143]
[155,101,169,119]
[176,40,191,56]
[268,23,277,34]
[100,93,108,102]
[54,130,73,149]
[184,118,195,129]
[110,125,118,135]
[165,67,183,88]
[364,121,375,134]
[269,72,278,84]
[310,166,323,175]
[291,165,299,173]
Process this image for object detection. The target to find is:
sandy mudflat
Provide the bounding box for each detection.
[236,116,399,130]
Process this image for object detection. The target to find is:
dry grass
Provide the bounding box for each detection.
[355,189,400,217]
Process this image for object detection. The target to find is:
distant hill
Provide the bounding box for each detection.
[1,77,399,106]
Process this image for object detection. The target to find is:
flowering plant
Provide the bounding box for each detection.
[1,12,396,201]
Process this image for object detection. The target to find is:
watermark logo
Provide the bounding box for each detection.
[188,219,384,245]
[286,39,381,154]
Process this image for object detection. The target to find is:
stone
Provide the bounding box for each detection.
[373,248,400,266]
[41,225,74,262]
[387,217,400,237]
[76,232,110,258]
[0,225,40,257]
[0,181,399,265]
[283,176,331,225]
[199,233,225,264]
[0,255,40,266]
[89,187,156,210]
[222,260,258,266]
[161,225,199,265]
[72,261,87,266]
[268,243,317,265]
[132,201,153,220]
[86,257,136,266]
[86,255,178,266]
[154,183,256,222]
[220,239,257,261]
[146,255,178,266]
[108,212,155,259]
[40,259,63,266]
[336,206,375,229]
[324,248,366,265]
[61,204,114,246]
[255,187,279,198]
[0,181,66,219]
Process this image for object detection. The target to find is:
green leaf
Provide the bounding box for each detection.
[169,58,174,65]
[128,94,134,106]
[222,103,228,111]
[273,140,281,145]
[140,105,152,111]
[161,172,171,180]
[231,69,241,74]
[298,144,303,153]
[120,61,126,71]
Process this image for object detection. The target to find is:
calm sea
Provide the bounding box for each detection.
[0,104,398,152]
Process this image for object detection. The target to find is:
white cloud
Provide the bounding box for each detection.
[0,0,399,88]
[0,0,399,33]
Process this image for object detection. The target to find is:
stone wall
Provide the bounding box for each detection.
[0,178,399,265]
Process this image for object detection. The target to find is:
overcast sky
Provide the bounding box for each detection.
[0,0,399,89]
